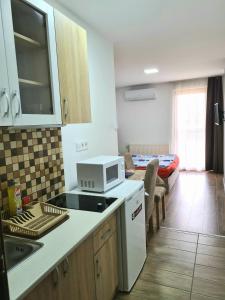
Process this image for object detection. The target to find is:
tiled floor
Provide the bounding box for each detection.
[116,227,225,300]
[163,171,225,235]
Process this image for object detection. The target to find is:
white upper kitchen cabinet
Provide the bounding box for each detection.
[0,5,11,126]
[0,0,61,126]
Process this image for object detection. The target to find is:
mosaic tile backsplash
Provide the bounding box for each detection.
[0,127,64,211]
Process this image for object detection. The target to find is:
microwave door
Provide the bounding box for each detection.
[106,164,119,184]
[0,215,10,300]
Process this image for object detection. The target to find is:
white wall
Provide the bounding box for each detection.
[116,83,173,153]
[47,0,118,190]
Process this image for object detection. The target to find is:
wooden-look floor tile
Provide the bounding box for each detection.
[145,255,194,276]
[133,280,190,300]
[162,172,225,235]
[197,244,225,258]
[198,234,225,248]
[149,245,196,263]
[196,253,225,269]
[139,268,192,291]
[194,264,225,284]
[192,277,225,299]
[218,188,225,234]
[191,293,220,300]
[116,224,225,300]
[158,227,198,243]
[150,237,197,252]
[202,215,219,236]
[116,291,150,300]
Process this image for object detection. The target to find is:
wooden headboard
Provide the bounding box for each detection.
[128,144,169,155]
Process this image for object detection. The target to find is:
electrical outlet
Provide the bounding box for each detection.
[76,141,88,152]
[83,141,88,150]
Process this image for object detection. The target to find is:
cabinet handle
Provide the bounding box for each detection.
[63,98,68,119]
[101,228,111,240]
[0,89,9,118]
[96,259,100,278]
[52,266,60,286]
[139,186,144,192]
[11,91,20,118]
[62,257,69,276]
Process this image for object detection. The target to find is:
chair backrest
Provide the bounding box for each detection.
[124,152,135,170]
[144,159,159,227]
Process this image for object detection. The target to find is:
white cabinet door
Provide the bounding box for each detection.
[0,3,12,126]
[1,0,61,126]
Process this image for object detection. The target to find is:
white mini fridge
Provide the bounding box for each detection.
[106,180,147,291]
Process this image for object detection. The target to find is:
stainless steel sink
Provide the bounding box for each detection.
[3,235,43,270]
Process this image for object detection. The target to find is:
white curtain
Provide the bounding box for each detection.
[171,79,207,171]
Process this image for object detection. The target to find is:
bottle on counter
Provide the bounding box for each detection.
[15,180,22,215]
[7,179,22,216]
[8,180,17,217]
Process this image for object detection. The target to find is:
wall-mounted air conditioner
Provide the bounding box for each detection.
[124,88,156,101]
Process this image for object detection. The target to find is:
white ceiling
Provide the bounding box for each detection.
[56,0,225,87]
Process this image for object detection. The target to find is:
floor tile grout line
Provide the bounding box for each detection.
[152,236,198,244]
[197,242,225,249]
[134,279,192,295]
[142,263,194,278]
[193,274,225,285]
[194,263,225,271]
[196,251,225,259]
[157,229,199,243]
[196,250,225,259]
[198,241,225,249]
[191,292,223,300]
[150,243,197,253]
[161,226,199,236]
[147,253,195,270]
[190,233,199,300]
[149,245,197,254]
[151,238,198,246]
[148,253,195,266]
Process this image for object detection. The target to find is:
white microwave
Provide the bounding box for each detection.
[77,155,125,192]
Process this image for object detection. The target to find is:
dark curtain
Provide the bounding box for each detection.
[205,76,224,173]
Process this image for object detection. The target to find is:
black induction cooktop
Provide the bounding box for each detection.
[47,193,118,213]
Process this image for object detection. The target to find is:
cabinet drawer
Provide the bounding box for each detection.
[94,213,116,253]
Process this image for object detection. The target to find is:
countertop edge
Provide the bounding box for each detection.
[8,196,125,300]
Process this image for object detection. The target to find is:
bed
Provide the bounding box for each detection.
[128,144,179,192]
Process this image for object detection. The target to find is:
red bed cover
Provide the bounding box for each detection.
[135,155,179,178]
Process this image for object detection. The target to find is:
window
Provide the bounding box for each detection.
[172,81,207,171]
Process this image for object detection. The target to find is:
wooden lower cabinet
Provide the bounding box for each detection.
[58,248,79,300]
[94,231,118,300]
[23,214,118,300]
[75,236,96,300]
[23,236,95,300]
[23,268,61,300]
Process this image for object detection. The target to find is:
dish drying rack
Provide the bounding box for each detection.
[2,202,69,239]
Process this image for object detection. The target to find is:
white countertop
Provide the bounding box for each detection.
[8,180,142,300]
